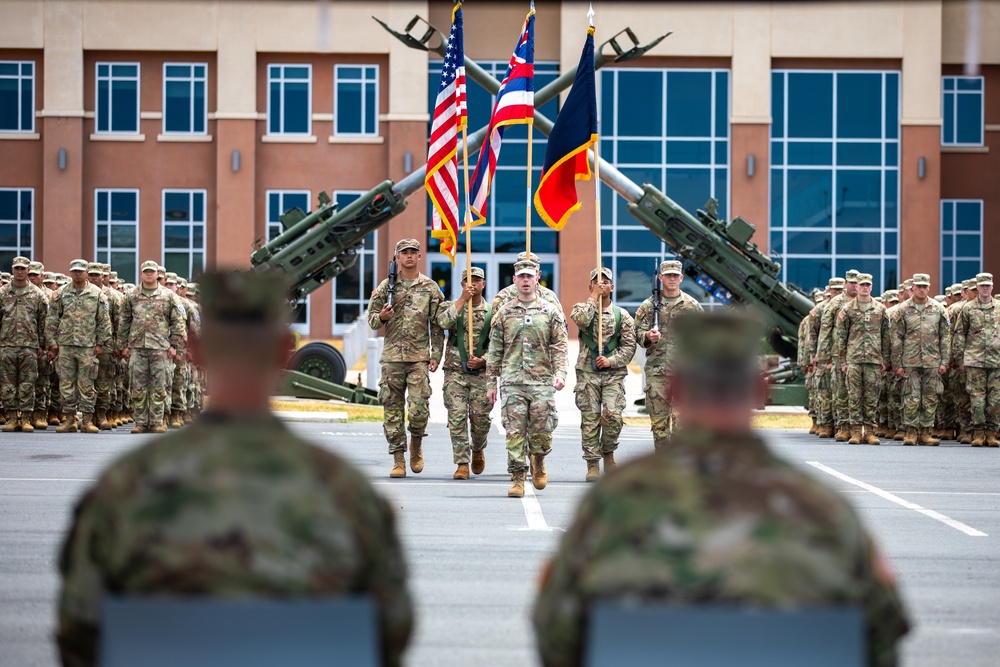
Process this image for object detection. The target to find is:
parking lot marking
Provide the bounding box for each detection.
[0,477,95,482]
[807,462,988,537]
[521,484,550,531]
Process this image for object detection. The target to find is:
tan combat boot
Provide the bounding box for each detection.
[453,463,470,480]
[893,429,905,441]
[56,413,78,433]
[48,410,61,426]
[585,460,601,482]
[848,425,863,445]
[149,423,167,434]
[19,413,34,433]
[902,427,918,446]
[131,424,147,434]
[471,450,486,475]
[985,431,1000,447]
[603,451,617,473]
[409,436,424,473]
[970,429,986,447]
[183,411,193,425]
[817,424,833,439]
[863,426,881,445]
[390,451,406,478]
[918,428,940,446]
[2,411,17,432]
[531,455,547,490]
[834,424,850,442]
[96,411,112,431]
[81,414,100,434]
[808,417,818,435]
[508,471,526,498]
[167,411,182,429]
[959,429,973,445]
[32,410,48,430]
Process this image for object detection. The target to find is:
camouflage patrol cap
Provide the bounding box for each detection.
[934,295,946,302]
[659,260,683,275]
[101,263,111,275]
[845,269,860,282]
[514,260,539,276]
[140,260,159,272]
[394,238,420,253]
[199,270,289,329]
[902,278,913,288]
[187,282,198,296]
[949,283,962,295]
[177,277,188,288]
[11,256,30,269]
[164,272,178,285]
[516,251,541,263]
[87,262,102,275]
[828,277,846,289]
[589,267,613,282]
[69,259,88,272]
[856,273,873,285]
[976,272,993,286]
[157,265,166,275]
[460,266,485,281]
[944,285,955,297]
[812,291,825,303]
[911,273,931,286]
[883,289,899,303]
[962,278,976,290]
[0,272,10,281]
[28,261,44,274]
[42,272,56,284]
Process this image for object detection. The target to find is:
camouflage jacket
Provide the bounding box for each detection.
[633,292,704,376]
[797,313,814,367]
[435,299,491,373]
[486,296,569,387]
[0,282,48,348]
[816,292,849,364]
[119,285,186,351]
[835,298,890,366]
[46,283,113,348]
[368,274,444,364]
[890,298,950,369]
[102,287,123,349]
[569,298,636,372]
[491,283,562,315]
[177,294,200,349]
[804,304,826,362]
[532,428,910,667]
[952,297,1000,368]
[947,298,973,365]
[57,413,413,667]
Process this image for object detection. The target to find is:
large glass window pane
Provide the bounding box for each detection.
[110,78,138,132]
[771,72,785,138]
[618,71,662,137]
[616,229,653,252]
[836,72,882,139]
[0,223,16,247]
[956,93,983,144]
[164,80,191,132]
[666,71,711,137]
[164,224,190,249]
[111,191,137,220]
[955,235,981,258]
[665,141,711,165]
[787,231,831,254]
[284,82,309,133]
[770,169,784,228]
[337,81,362,134]
[836,231,881,255]
[786,170,832,228]
[788,142,833,165]
[955,202,982,230]
[787,73,832,138]
[614,255,659,305]
[616,140,661,164]
[837,143,881,166]
[665,168,711,215]
[885,73,899,139]
[786,258,832,292]
[836,170,882,229]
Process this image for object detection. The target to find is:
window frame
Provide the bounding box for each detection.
[94,188,140,284]
[266,63,313,137]
[266,189,312,334]
[162,62,208,135]
[941,75,985,147]
[161,188,207,280]
[95,61,141,134]
[0,187,34,269]
[0,60,35,133]
[940,199,984,289]
[334,64,380,137]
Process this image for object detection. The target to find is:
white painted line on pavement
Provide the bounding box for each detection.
[0,477,95,482]
[840,490,1000,497]
[521,484,551,531]
[807,462,989,537]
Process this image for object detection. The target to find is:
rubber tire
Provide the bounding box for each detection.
[287,342,347,386]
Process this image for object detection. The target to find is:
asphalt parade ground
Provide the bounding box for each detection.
[1,422,998,667]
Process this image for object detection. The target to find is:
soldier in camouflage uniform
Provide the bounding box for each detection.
[46,259,113,434]
[532,311,910,667]
[85,263,117,431]
[807,278,845,438]
[57,270,413,667]
[25,261,52,429]
[119,260,186,434]
[835,273,889,445]
[890,273,950,446]
[950,278,979,443]
[177,278,201,424]
[817,269,860,441]
[570,267,636,481]
[368,239,444,478]
[435,267,493,480]
[165,273,198,428]
[952,273,1000,447]
[110,272,134,425]
[486,260,569,498]
[633,260,703,449]
[885,281,913,440]
[184,281,205,417]
[799,290,825,434]
[0,256,48,432]
[490,251,563,315]
[876,290,900,436]
[41,271,64,425]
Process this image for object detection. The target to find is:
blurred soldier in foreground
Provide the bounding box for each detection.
[57,270,414,667]
[532,311,910,667]
[952,273,1000,447]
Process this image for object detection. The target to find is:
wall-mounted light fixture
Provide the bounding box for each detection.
[747,153,755,178]
[58,148,67,171]
[232,149,240,172]
[918,156,926,180]
[404,151,413,174]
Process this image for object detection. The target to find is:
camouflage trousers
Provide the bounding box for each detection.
[95,351,115,413]
[35,354,50,412]
[805,369,816,417]
[813,367,834,426]
[501,384,556,473]
[966,367,1000,430]
[0,346,38,411]
[442,370,491,464]
[56,346,98,414]
[170,356,188,413]
[901,367,944,429]
[378,361,431,453]
[832,364,849,425]
[846,363,882,425]
[186,362,202,410]
[953,368,971,429]
[575,369,626,460]
[644,375,675,446]
[129,349,170,426]
[49,361,61,412]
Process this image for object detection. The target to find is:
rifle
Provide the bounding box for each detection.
[386,259,398,307]
[651,259,661,332]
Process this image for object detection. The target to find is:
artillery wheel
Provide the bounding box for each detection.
[287,342,347,386]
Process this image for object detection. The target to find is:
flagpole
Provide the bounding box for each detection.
[589,5,602,353]
[526,121,533,257]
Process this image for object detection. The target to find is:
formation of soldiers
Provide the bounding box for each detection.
[800,269,999,447]
[0,257,204,434]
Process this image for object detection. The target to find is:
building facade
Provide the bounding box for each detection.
[0,0,997,337]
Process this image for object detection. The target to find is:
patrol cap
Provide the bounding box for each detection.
[110,271,118,280]
[812,291,825,303]
[944,285,955,297]
[69,259,88,272]
[659,260,683,275]
[42,272,56,284]
[911,273,931,286]
[102,263,111,275]
[164,272,178,285]
[109,275,119,284]
[0,272,10,281]
[589,267,613,282]
[11,256,30,269]
[516,251,540,263]
[514,260,539,276]
[828,277,846,289]
[949,283,962,295]
[199,270,289,329]
[883,289,899,303]
[177,277,188,288]
[187,282,198,296]
[29,261,44,274]
[394,238,420,253]
[87,262,102,275]
[157,265,166,275]
[976,272,993,286]
[461,266,485,281]
[845,269,860,282]
[856,273,873,285]
[962,278,976,290]
[902,278,914,288]
[140,260,159,272]
[934,295,946,302]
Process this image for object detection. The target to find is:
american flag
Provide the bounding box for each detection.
[425,3,467,263]
[468,7,535,227]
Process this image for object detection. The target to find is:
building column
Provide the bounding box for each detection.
[730,124,770,246]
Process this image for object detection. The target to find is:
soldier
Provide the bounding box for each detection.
[26,261,52,429]
[835,273,889,445]
[490,251,563,314]
[800,290,825,434]
[808,278,845,438]
[891,273,950,446]
[367,239,444,478]
[817,269,860,441]
[0,256,48,432]
[57,270,413,667]
[86,262,117,431]
[633,260,704,448]
[45,259,113,433]
[41,272,64,426]
[885,280,914,441]
[185,281,205,418]
[876,289,900,437]
[110,272,134,425]
[486,260,569,498]
[119,260,186,434]
[165,272,197,428]
[177,277,201,424]
[569,267,636,481]
[0,272,10,287]
[532,311,910,667]
[950,278,979,444]
[952,273,1000,447]
[435,267,493,480]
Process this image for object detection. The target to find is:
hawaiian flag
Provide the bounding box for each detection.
[468,6,535,227]
[534,26,597,231]
[425,3,467,263]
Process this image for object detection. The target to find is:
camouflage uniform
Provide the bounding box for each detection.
[807,279,845,433]
[0,273,48,419]
[569,280,636,467]
[834,288,889,439]
[951,274,1000,445]
[816,271,859,437]
[949,279,978,440]
[491,282,562,315]
[90,264,120,427]
[28,261,52,426]
[169,288,199,425]
[119,279,186,429]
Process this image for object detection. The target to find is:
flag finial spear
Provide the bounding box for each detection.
[588,3,595,26]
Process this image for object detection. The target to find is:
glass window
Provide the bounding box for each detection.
[335,64,378,136]
[267,190,311,333]
[267,64,311,135]
[941,76,984,146]
[0,61,34,132]
[161,189,206,280]
[163,63,207,134]
[941,200,983,291]
[96,62,139,134]
[94,189,139,284]
[332,191,378,332]
[0,188,33,271]
[836,72,882,139]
